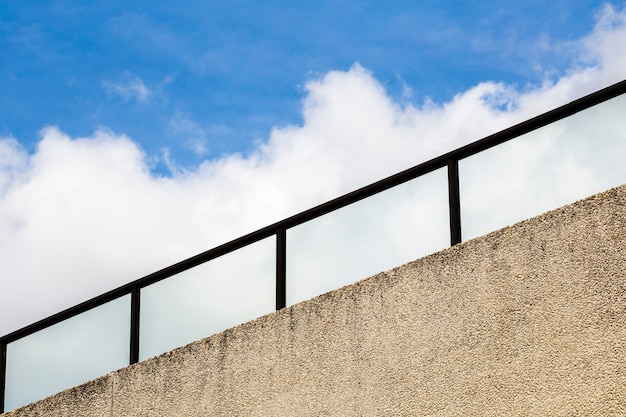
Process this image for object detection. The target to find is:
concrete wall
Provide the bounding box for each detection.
[6,184,626,416]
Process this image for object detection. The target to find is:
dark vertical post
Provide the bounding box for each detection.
[276,227,287,310]
[130,287,141,364]
[0,342,6,413]
[448,159,462,246]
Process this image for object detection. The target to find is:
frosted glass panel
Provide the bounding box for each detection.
[460,94,626,241]
[140,237,275,360]
[5,295,130,411]
[287,168,449,305]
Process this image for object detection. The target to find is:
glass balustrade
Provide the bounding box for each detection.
[4,295,130,411]
[286,168,449,306]
[139,237,275,360]
[459,93,626,241]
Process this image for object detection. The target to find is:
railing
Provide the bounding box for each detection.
[1,78,626,413]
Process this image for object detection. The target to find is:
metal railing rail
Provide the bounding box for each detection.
[1,78,626,413]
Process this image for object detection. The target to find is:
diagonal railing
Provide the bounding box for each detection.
[1,78,626,413]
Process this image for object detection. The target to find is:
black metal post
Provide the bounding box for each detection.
[1,342,6,413]
[448,159,462,246]
[130,287,140,364]
[276,228,287,310]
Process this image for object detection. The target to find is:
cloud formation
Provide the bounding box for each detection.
[1,3,625,341]
[168,112,210,158]
[102,74,152,102]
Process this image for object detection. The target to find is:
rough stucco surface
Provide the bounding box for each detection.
[5,184,626,416]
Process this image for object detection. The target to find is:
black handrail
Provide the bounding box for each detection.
[1,78,625,413]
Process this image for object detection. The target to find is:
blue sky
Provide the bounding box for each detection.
[1,0,609,172]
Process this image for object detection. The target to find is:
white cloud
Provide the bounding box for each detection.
[2,5,626,409]
[168,112,210,157]
[102,74,152,102]
[0,137,29,197]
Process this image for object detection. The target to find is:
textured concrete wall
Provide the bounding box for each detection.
[6,184,626,416]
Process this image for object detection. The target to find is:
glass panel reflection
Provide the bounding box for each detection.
[5,295,130,411]
[460,93,626,241]
[287,168,449,306]
[140,237,275,360]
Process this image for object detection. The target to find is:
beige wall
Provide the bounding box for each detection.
[6,184,626,416]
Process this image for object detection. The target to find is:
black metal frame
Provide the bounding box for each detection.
[1,78,625,413]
